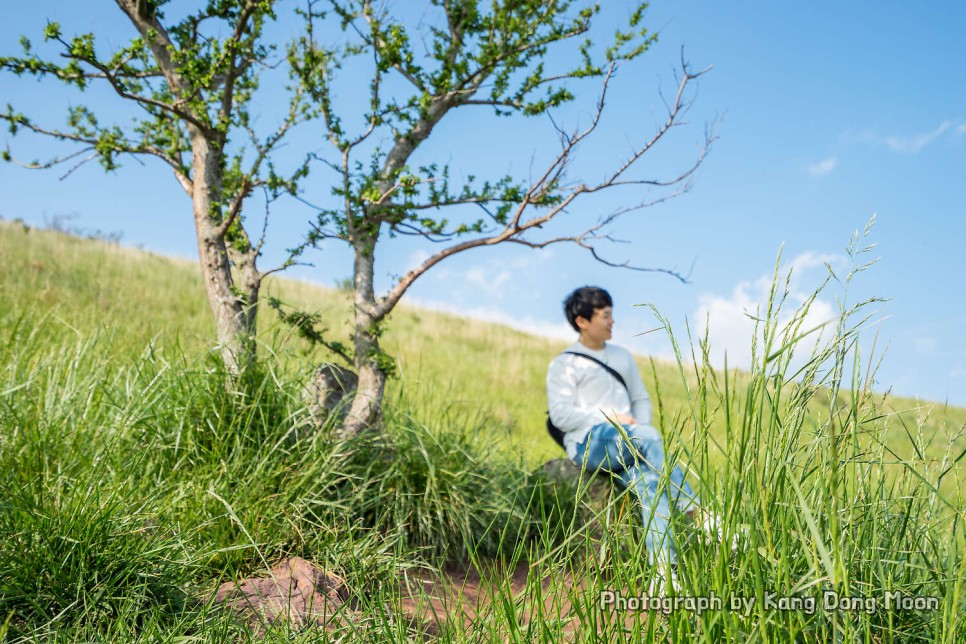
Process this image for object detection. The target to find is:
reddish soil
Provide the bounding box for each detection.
[396,559,643,639]
[397,561,537,635]
[212,556,645,639]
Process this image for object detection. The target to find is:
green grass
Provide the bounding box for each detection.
[1,218,964,641]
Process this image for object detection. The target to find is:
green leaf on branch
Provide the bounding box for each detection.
[43,22,61,41]
[266,296,354,366]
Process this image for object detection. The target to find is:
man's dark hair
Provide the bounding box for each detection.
[563,286,613,332]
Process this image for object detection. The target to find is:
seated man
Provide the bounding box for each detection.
[546,286,697,571]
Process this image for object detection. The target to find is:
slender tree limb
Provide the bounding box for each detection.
[371,57,711,318]
[390,221,459,242]
[45,36,211,134]
[218,87,306,238]
[0,112,192,188]
[404,195,513,211]
[216,1,261,138]
[114,0,214,136]
[3,145,92,171]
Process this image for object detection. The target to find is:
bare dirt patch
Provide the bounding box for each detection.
[396,558,646,639]
[212,554,645,639]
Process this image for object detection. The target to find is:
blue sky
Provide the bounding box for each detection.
[2,1,965,406]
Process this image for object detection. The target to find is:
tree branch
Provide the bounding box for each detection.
[0,111,193,190]
[68,46,210,133]
[372,58,712,317]
[217,86,306,238]
[113,0,213,136]
[216,0,261,138]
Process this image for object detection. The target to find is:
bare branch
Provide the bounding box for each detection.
[217,178,252,238]
[406,194,511,211]
[594,64,712,190]
[589,246,690,279]
[391,63,426,91]
[3,145,92,171]
[217,87,306,238]
[253,185,274,256]
[261,259,313,278]
[509,235,693,282]
[372,58,713,317]
[499,63,617,232]
[56,152,101,180]
[290,191,330,212]
[461,98,523,109]
[51,69,163,81]
[390,221,458,242]
[305,219,349,244]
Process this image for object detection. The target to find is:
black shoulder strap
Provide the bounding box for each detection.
[562,351,628,391]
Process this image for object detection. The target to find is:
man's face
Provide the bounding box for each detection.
[577,306,614,344]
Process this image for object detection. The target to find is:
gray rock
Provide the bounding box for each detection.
[303,363,358,425]
[542,457,613,484]
[541,458,618,505]
[539,459,639,551]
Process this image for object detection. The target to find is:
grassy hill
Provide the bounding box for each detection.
[2,218,964,641]
[0,217,691,462]
[3,218,963,471]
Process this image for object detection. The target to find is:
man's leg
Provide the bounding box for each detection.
[574,422,674,565]
[625,424,736,553]
[625,424,699,514]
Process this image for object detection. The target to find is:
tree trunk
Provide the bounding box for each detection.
[190,136,254,374]
[342,343,387,437]
[116,1,258,375]
[340,243,387,438]
[233,246,262,374]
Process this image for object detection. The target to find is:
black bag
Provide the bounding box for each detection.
[546,351,629,450]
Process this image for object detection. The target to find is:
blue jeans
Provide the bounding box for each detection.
[574,422,697,564]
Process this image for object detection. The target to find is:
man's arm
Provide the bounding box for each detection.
[627,356,653,426]
[547,356,606,432]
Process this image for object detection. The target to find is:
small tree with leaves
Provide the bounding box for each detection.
[290,0,713,437]
[1,0,308,374]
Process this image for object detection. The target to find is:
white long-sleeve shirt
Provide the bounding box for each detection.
[546,341,653,459]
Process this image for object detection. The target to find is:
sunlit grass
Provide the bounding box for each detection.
[1,219,964,641]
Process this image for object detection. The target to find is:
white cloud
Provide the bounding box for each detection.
[884,121,955,153]
[693,253,841,372]
[466,266,511,296]
[806,156,838,177]
[855,120,961,154]
[404,249,430,271]
[787,251,840,277]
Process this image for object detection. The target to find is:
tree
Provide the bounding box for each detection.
[0,0,308,374]
[290,0,713,437]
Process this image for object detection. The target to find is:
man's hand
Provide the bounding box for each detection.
[614,412,638,426]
